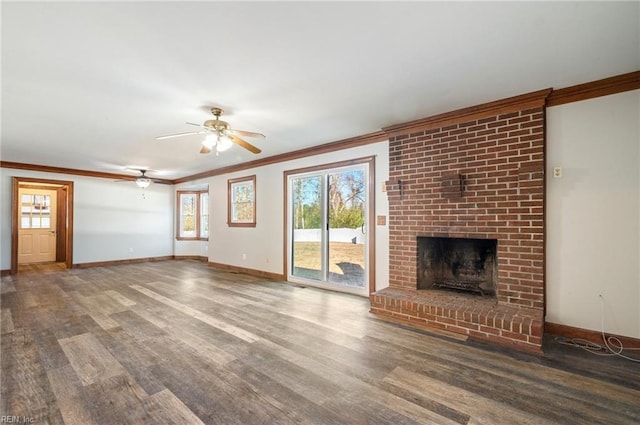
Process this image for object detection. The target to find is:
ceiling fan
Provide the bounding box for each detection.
[133,169,153,188]
[157,107,265,155]
[116,169,163,188]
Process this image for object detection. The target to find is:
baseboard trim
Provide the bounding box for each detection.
[207,261,285,281]
[173,255,208,262]
[545,322,640,349]
[73,255,174,269]
[1,269,11,276]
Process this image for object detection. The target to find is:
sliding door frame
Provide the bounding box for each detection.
[283,156,375,295]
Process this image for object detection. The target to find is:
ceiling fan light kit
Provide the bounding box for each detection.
[202,133,233,152]
[216,135,233,152]
[134,169,153,188]
[135,177,151,188]
[203,134,217,149]
[156,107,265,156]
[117,169,157,188]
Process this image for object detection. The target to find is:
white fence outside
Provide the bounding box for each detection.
[294,228,364,244]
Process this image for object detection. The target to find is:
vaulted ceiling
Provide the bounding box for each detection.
[2,2,639,180]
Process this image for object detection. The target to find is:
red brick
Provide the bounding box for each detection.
[382,103,545,351]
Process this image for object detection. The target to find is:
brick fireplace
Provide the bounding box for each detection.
[371,90,550,352]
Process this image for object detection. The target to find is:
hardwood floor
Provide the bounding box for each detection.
[1,260,639,424]
[18,262,67,274]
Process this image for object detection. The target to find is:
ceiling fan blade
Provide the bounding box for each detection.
[230,135,261,154]
[200,145,212,154]
[229,129,265,139]
[150,178,171,185]
[125,167,157,173]
[186,122,204,127]
[156,131,203,140]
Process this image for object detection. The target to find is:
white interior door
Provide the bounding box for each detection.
[18,188,57,264]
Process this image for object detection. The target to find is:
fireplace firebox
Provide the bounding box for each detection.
[417,237,497,296]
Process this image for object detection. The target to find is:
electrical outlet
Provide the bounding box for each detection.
[129,247,133,253]
[242,253,247,260]
[553,166,562,178]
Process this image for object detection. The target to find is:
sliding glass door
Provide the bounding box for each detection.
[288,162,369,295]
[291,174,323,281]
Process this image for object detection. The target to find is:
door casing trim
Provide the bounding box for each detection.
[11,177,74,274]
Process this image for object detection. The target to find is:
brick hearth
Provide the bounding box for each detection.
[372,90,550,352]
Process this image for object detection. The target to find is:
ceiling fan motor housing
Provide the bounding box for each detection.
[203,119,230,133]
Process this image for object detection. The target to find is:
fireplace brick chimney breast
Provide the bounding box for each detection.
[371,91,548,352]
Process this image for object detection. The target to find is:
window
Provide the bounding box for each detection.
[21,194,52,229]
[177,190,209,240]
[200,193,209,238]
[227,175,256,227]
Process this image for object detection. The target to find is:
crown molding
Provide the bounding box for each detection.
[382,88,552,139]
[0,161,174,184]
[547,70,640,107]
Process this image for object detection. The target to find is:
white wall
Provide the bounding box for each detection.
[206,141,390,291]
[546,89,640,338]
[174,240,208,257]
[0,169,174,268]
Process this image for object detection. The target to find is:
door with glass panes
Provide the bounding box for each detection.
[18,188,57,264]
[288,163,368,295]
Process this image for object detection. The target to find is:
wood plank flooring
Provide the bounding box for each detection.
[1,260,639,424]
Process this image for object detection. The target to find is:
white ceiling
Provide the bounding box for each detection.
[2,2,639,180]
